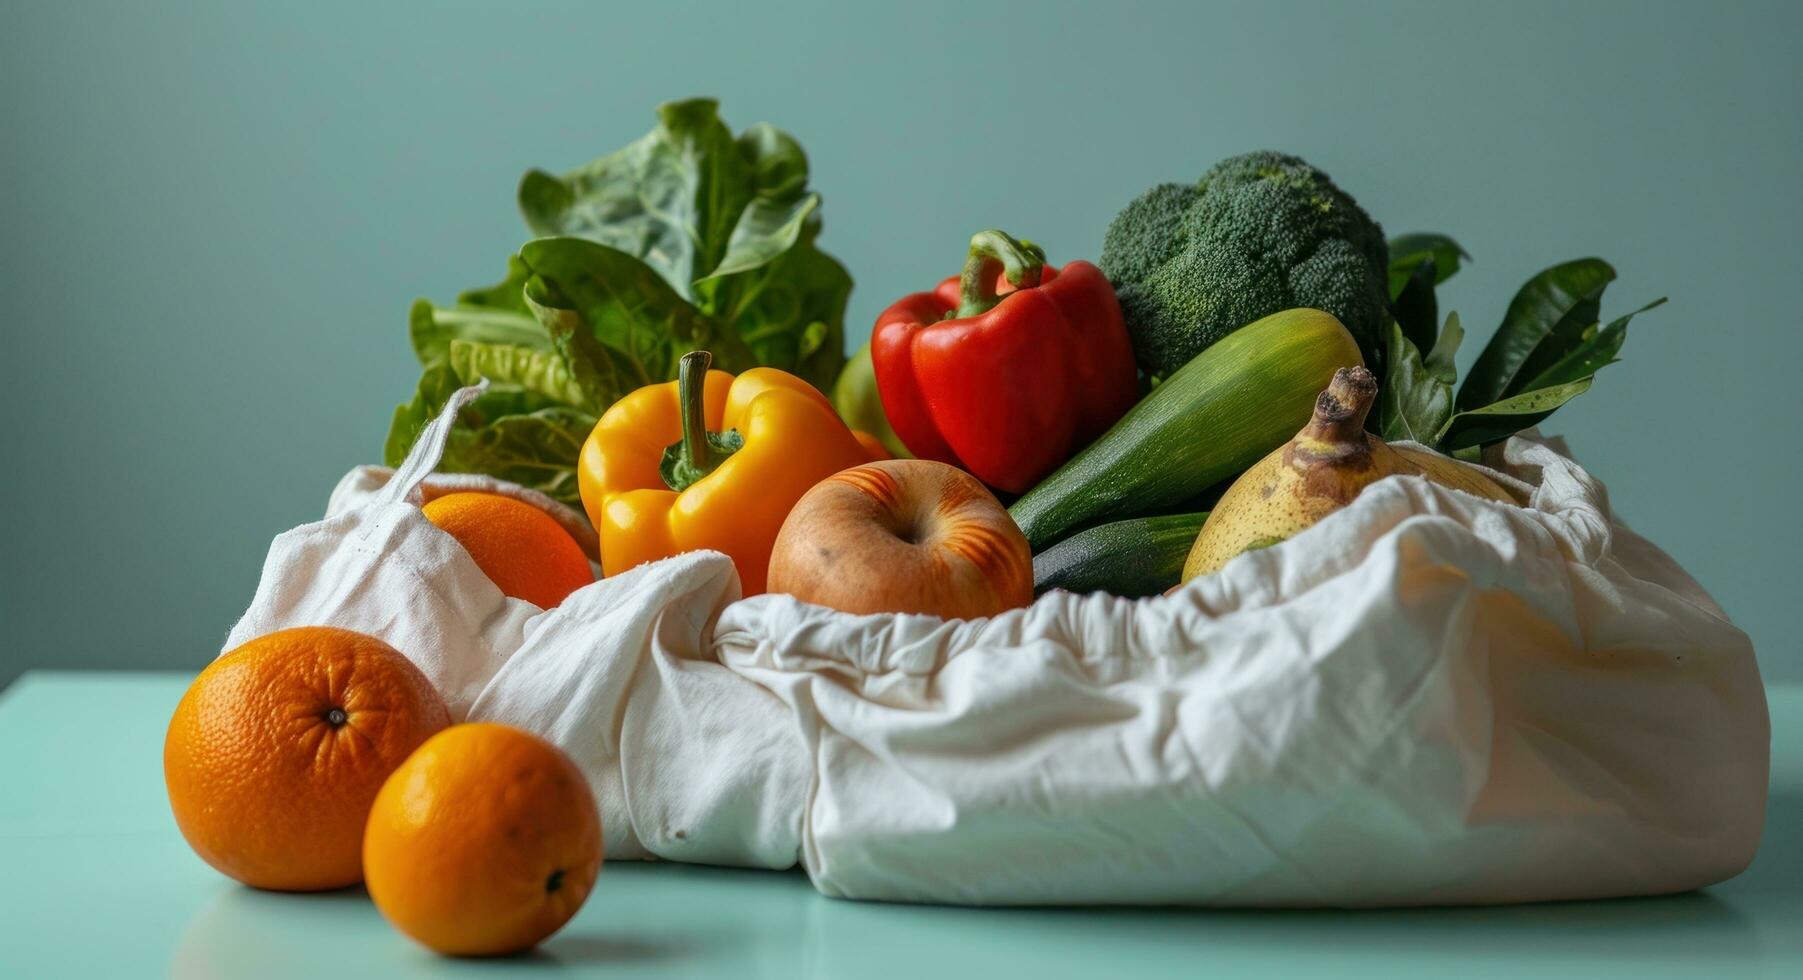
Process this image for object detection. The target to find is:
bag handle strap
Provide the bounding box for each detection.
[375,380,490,507]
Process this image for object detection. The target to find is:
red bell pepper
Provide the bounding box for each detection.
[871,230,1140,494]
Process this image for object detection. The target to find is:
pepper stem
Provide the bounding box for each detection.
[677,350,712,472]
[659,350,745,492]
[954,230,1046,319]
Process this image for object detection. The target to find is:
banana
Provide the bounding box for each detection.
[1181,366,1517,581]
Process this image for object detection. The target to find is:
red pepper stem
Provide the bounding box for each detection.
[954,230,1047,319]
[677,350,713,473]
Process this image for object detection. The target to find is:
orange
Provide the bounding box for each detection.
[164,627,451,891]
[363,723,602,957]
[420,492,595,608]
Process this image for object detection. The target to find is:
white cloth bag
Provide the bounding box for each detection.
[226,384,1768,906]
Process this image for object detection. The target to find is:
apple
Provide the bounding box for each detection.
[767,460,1034,618]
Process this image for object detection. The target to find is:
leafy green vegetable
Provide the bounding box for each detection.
[517,99,849,392]
[1459,258,1615,409]
[383,362,597,508]
[1379,313,1461,444]
[518,236,750,404]
[446,339,586,408]
[386,262,589,503]
[383,99,852,509]
[1386,233,1468,298]
[1438,377,1594,451]
[407,262,547,370]
[1377,239,1662,454]
[1388,234,1468,355]
[441,407,594,504]
[698,221,849,387]
[520,100,772,295]
[1514,298,1665,392]
[1390,255,1442,354]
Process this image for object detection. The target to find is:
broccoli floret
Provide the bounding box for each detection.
[1100,151,1389,376]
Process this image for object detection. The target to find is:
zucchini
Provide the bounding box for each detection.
[1009,308,1362,550]
[1032,512,1208,598]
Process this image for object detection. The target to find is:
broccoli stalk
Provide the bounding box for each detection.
[1100,151,1390,377]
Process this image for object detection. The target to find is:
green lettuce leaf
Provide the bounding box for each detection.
[383,99,853,506]
[447,338,589,410]
[518,236,755,407]
[517,100,809,298]
[515,98,847,389]
[519,100,747,298]
[704,221,851,391]
[437,407,594,507]
[702,193,819,282]
[407,259,548,369]
[382,366,593,507]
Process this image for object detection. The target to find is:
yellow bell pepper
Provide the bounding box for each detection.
[577,351,875,595]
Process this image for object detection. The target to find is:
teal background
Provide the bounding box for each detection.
[3,0,1798,687]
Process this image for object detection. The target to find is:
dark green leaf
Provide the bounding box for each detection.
[1391,254,1440,353]
[1379,315,1461,445]
[1387,233,1468,299]
[1507,274,1621,395]
[1458,258,1615,409]
[1516,297,1664,392]
[1437,376,1594,451]
[1424,309,1465,378]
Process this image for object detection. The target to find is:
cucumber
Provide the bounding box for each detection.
[1009,308,1362,550]
[1032,512,1208,598]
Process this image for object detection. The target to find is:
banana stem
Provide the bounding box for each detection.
[1303,367,1378,445]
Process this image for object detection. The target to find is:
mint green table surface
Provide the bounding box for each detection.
[3,673,1796,979]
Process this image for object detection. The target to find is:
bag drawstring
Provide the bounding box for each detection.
[375,380,490,508]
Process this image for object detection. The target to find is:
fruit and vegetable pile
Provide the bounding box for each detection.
[166,98,1667,953]
[384,97,1658,609]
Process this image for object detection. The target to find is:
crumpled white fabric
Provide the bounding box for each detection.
[226,384,1767,906]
